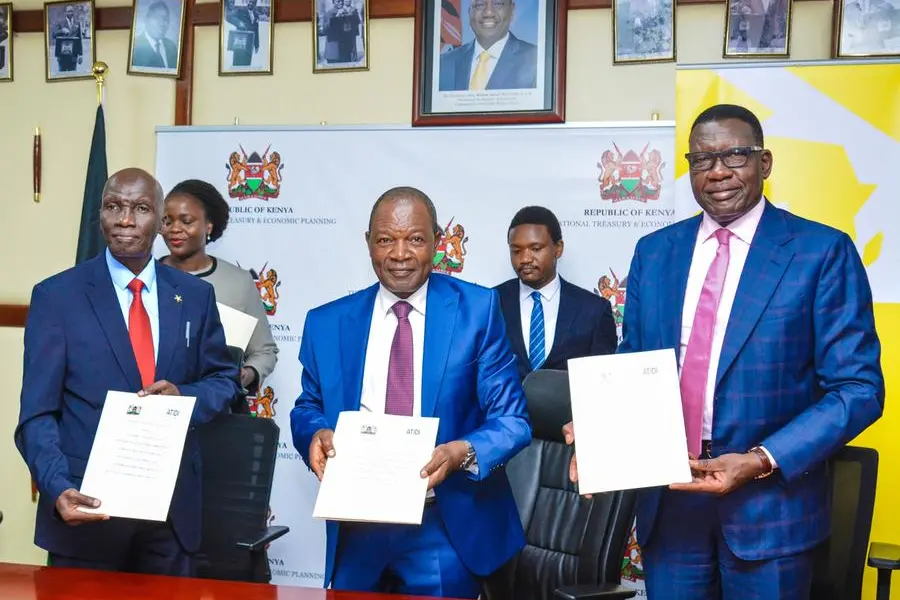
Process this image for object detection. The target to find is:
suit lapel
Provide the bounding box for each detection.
[487,35,518,89]
[455,43,475,90]
[546,278,576,365]
[154,265,182,381]
[342,285,377,411]
[660,217,702,363]
[716,204,793,387]
[422,275,459,418]
[500,283,527,368]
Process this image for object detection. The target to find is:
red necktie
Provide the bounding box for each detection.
[127,278,155,388]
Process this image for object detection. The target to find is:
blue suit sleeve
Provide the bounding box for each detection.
[178,285,242,425]
[462,290,532,480]
[14,284,75,504]
[761,233,885,482]
[617,239,644,355]
[291,311,330,468]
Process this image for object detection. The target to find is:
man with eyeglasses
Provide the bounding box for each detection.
[438,0,537,92]
[564,103,884,599]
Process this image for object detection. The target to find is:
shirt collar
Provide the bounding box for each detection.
[376,280,428,318]
[474,32,510,60]
[519,273,561,302]
[699,196,766,245]
[106,248,157,293]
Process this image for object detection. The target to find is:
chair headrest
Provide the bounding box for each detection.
[522,369,572,444]
[228,346,245,366]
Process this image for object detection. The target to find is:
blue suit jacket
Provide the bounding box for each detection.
[291,273,531,585]
[620,201,884,560]
[495,277,618,380]
[15,254,241,560]
[438,33,538,91]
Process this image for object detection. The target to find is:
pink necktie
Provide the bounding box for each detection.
[385,301,413,416]
[680,228,732,457]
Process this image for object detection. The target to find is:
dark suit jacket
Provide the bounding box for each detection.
[15,254,241,561]
[227,7,260,51]
[495,277,618,380]
[132,33,179,69]
[439,32,537,91]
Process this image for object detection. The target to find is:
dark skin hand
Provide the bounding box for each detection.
[56,489,109,525]
[137,380,181,397]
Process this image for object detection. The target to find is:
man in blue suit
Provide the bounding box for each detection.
[15,168,240,575]
[495,206,617,380]
[439,0,537,91]
[565,104,884,598]
[291,186,531,598]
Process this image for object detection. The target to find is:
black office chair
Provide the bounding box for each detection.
[482,369,637,600]
[194,413,288,583]
[810,446,878,600]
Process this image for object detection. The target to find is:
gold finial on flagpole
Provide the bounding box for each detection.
[92,61,108,106]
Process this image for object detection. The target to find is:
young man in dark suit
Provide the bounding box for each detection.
[495,206,618,380]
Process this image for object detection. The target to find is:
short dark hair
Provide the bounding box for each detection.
[166,179,231,242]
[148,1,169,16]
[508,206,562,244]
[368,186,441,236]
[690,104,764,147]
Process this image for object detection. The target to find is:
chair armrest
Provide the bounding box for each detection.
[236,525,290,553]
[554,584,637,600]
[869,542,900,570]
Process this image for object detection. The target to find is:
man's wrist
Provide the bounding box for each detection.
[748,446,775,479]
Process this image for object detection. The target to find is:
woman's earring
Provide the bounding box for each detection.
[207,234,211,243]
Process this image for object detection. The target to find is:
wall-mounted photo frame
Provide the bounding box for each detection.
[612,0,676,64]
[723,0,792,58]
[313,0,369,73]
[220,0,275,75]
[832,0,900,58]
[44,0,95,82]
[0,3,12,82]
[412,0,567,126]
[127,0,186,78]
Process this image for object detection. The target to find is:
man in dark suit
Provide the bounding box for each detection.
[132,1,179,70]
[495,206,617,380]
[52,4,84,72]
[439,0,537,91]
[566,104,884,598]
[15,168,240,575]
[226,0,260,55]
[291,186,531,598]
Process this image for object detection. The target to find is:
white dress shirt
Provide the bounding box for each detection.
[145,32,168,68]
[519,274,561,360]
[105,248,160,361]
[468,33,509,88]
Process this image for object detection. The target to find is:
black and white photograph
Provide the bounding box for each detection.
[313,0,369,72]
[0,3,12,82]
[413,0,567,126]
[613,0,676,64]
[44,0,95,82]
[834,0,900,57]
[127,0,185,77]
[724,0,792,57]
[220,0,275,75]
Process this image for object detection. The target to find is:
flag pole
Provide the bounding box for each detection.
[92,61,108,106]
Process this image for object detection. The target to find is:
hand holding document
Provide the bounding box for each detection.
[78,391,196,521]
[313,411,439,525]
[216,302,258,350]
[568,349,692,494]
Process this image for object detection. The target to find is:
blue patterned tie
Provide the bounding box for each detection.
[529,291,545,371]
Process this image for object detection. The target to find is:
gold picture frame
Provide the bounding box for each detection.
[723,0,793,58]
[612,0,676,65]
[127,0,186,78]
[44,0,96,82]
[832,0,900,58]
[0,3,12,82]
[312,0,370,73]
[219,0,276,75]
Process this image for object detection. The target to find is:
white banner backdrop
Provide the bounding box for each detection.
[155,122,677,593]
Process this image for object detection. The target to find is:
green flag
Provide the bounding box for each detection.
[75,105,108,264]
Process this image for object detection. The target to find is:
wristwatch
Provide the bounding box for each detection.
[749,446,774,479]
[459,441,477,471]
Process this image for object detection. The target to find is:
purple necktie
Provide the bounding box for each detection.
[385,301,414,416]
[679,228,732,457]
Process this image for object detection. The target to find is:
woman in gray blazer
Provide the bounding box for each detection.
[160,179,278,403]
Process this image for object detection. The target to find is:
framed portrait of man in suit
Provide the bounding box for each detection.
[412,0,567,126]
[313,0,369,73]
[723,0,792,57]
[0,3,12,82]
[832,0,900,57]
[220,0,276,75]
[127,0,185,78]
[44,0,95,82]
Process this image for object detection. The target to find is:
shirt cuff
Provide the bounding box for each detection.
[758,445,778,469]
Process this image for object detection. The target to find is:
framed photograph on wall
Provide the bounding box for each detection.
[313,0,369,72]
[412,0,567,126]
[723,0,792,58]
[44,0,95,82]
[0,3,12,82]
[127,0,186,77]
[832,0,900,58]
[613,0,676,64]
[220,0,275,75]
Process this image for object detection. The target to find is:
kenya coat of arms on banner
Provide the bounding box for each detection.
[249,385,278,419]
[250,264,281,316]
[598,143,664,202]
[433,218,468,274]
[595,268,627,341]
[621,522,645,586]
[226,146,284,200]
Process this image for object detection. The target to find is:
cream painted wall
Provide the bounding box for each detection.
[0,0,845,579]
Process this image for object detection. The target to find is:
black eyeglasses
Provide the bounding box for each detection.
[684,146,763,171]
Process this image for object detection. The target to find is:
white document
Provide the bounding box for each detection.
[568,349,693,494]
[216,302,258,350]
[313,411,440,525]
[78,391,196,521]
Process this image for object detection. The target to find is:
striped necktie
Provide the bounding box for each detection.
[529,291,545,371]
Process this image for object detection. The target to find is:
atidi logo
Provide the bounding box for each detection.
[249,385,278,419]
[226,146,284,201]
[432,218,468,275]
[598,143,665,203]
[594,267,627,341]
[249,263,281,316]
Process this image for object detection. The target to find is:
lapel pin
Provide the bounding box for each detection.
[174,295,183,303]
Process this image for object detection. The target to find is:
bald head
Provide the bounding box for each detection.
[99,168,165,274]
[102,168,164,209]
[367,186,440,236]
